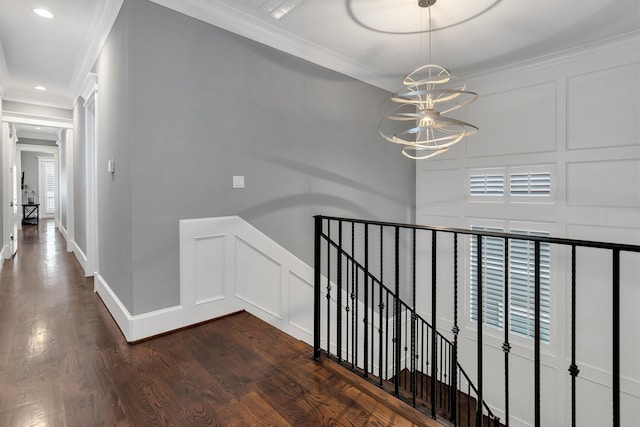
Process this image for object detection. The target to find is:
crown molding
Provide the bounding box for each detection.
[69,0,124,103]
[149,0,397,91]
[466,29,640,84]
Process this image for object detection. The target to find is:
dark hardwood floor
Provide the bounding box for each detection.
[0,220,441,426]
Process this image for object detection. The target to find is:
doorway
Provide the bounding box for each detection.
[2,114,72,263]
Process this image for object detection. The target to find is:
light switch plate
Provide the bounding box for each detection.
[233,175,245,188]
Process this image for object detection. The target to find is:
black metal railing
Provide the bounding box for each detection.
[313,215,640,427]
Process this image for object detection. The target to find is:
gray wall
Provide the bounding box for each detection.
[20,151,39,203]
[20,150,54,206]
[96,0,134,311]
[73,100,87,253]
[98,0,415,315]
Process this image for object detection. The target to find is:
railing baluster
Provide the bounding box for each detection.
[421,321,425,400]
[313,216,322,360]
[503,238,511,427]
[467,380,471,427]
[451,233,459,426]
[351,223,356,370]
[386,291,390,380]
[439,336,444,409]
[534,241,541,427]
[326,220,332,357]
[378,226,384,376]
[354,257,359,369]
[378,226,385,386]
[411,229,417,407]
[394,226,401,397]
[476,234,483,427]
[337,221,343,361]
[363,223,369,378]
[431,230,438,419]
[569,245,579,427]
[613,249,620,427]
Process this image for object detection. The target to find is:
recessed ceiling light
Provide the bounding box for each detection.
[34,85,47,91]
[33,8,55,19]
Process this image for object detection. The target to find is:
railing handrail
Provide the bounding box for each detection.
[315,215,640,253]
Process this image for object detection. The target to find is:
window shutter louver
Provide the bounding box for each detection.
[509,230,551,343]
[470,174,505,197]
[470,226,505,330]
[510,172,551,197]
[470,226,552,344]
[44,162,55,214]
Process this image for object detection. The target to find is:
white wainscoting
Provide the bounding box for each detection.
[94,215,400,379]
[96,215,316,343]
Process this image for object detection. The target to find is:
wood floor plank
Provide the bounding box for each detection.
[0,220,442,426]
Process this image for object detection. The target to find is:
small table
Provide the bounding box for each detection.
[22,203,40,225]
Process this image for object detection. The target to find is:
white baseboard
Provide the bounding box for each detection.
[72,241,89,276]
[57,221,68,241]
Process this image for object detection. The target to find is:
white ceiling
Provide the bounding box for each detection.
[1,0,639,110]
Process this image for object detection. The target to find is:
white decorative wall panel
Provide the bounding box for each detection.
[465,82,557,158]
[567,160,640,208]
[194,235,225,304]
[567,224,640,385]
[287,272,313,335]
[235,237,282,318]
[567,63,640,150]
[419,168,460,203]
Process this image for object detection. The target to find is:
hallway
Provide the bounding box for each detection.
[0,220,127,425]
[0,220,434,426]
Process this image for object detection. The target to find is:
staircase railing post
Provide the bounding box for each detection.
[534,241,541,427]
[503,238,511,427]
[394,226,401,397]
[411,229,417,408]
[569,245,579,427]
[450,233,459,425]
[613,249,620,427]
[476,234,484,427]
[337,221,343,362]
[431,230,438,418]
[313,216,322,360]
[363,224,369,378]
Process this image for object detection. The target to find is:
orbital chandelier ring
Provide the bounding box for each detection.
[379,1,478,160]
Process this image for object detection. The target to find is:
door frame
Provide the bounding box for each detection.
[1,122,18,258]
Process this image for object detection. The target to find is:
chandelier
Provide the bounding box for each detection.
[379,0,478,160]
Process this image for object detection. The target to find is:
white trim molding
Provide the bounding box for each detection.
[70,1,123,100]
[96,215,316,343]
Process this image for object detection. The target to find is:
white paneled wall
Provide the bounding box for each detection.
[96,216,316,343]
[416,33,640,426]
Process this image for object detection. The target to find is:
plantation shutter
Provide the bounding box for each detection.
[509,230,551,342]
[45,162,55,214]
[470,226,505,329]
